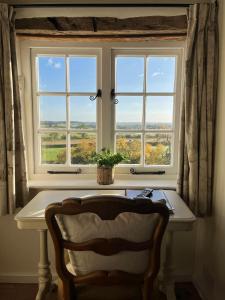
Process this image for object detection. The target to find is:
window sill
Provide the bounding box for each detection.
[28,175,177,190]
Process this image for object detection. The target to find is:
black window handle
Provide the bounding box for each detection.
[89,89,102,101]
[111,88,119,104]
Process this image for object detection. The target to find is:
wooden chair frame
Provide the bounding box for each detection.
[45,195,169,300]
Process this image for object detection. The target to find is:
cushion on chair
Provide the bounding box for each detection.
[56,212,160,276]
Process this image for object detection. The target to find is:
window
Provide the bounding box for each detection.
[31,49,101,173]
[23,43,183,177]
[113,50,178,168]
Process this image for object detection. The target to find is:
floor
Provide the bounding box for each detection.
[0,282,201,300]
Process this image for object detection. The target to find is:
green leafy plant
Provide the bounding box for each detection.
[92,149,126,168]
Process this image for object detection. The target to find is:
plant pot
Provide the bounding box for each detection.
[97,166,115,185]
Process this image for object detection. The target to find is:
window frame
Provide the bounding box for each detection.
[111,48,183,175]
[19,40,184,180]
[31,48,102,174]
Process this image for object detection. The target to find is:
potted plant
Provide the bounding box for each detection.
[92,149,125,185]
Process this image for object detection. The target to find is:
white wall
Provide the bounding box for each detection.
[194,1,225,299]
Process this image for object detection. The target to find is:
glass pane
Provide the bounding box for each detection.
[116,96,143,130]
[70,96,96,129]
[116,57,144,93]
[69,57,97,92]
[145,133,172,165]
[40,96,66,128]
[147,57,176,93]
[37,56,66,92]
[146,96,173,130]
[41,132,66,164]
[116,133,141,164]
[71,133,96,165]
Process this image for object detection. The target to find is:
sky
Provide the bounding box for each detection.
[38,55,176,124]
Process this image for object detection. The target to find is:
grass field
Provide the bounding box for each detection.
[41,147,66,164]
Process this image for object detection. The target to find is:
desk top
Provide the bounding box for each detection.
[15,189,196,230]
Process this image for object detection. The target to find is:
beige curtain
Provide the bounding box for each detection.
[177,3,218,216]
[0,4,28,215]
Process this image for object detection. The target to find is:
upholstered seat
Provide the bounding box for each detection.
[45,195,169,300]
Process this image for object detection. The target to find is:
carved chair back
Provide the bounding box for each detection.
[45,195,169,300]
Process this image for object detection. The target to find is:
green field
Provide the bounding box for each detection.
[42,147,66,164]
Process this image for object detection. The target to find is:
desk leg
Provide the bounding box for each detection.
[160,231,176,300]
[36,229,52,300]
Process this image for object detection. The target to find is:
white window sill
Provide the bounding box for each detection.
[28,174,177,190]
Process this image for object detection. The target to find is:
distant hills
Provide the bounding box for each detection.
[40,121,172,130]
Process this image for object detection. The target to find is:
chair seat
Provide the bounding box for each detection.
[76,284,142,300]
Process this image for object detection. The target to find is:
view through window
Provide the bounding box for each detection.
[31,47,181,173]
[114,54,176,166]
[36,55,98,165]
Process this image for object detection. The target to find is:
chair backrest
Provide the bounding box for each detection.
[45,195,169,289]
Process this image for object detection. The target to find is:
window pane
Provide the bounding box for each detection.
[116,57,144,93]
[116,133,141,164]
[70,96,96,129]
[145,133,172,165]
[146,96,173,130]
[69,57,96,92]
[37,56,66,92]
[41,132,66,164]
[71,133,96,165]
[147,57,176,93]
[40,96,66,128]
[116,96,143,130]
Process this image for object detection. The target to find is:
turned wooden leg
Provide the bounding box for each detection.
[36,229,52,300]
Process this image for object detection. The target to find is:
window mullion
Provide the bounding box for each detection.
[102,46,113,151]
[142,55,147,166]
[66,55,71,166]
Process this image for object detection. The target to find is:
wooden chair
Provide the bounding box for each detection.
[45,195,169,300]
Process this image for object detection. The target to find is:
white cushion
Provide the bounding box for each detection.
[56,212,160,275]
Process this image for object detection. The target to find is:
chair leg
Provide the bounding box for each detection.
[143,281,154,300]
[57,279,76,300]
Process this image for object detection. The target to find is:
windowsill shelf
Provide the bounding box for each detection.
[28,177,177,190]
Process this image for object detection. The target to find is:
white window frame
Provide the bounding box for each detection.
[31,48,102,174]
[18,40,184,180]
[111,48,183,175]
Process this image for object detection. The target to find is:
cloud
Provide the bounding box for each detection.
[47,58,61,69]
[47,58,53,66]
[54,63,61,69]
[151,71,164,78]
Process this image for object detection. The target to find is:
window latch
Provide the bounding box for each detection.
[130,168,166,175]
[89,89,102,101]
[111,88,119,104]
[47,168,82,174]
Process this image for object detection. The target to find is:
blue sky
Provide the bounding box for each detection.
[38,55,175,124]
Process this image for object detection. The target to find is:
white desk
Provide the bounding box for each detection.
[15,189,196,300]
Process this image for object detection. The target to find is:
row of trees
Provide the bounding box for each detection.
[42,135,171,165]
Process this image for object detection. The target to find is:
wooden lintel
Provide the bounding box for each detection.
[15,15,187,35]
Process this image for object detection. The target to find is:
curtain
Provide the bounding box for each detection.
[0,4,28,215]
[177,3,218,216]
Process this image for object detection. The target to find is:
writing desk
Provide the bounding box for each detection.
[15,189,196,300]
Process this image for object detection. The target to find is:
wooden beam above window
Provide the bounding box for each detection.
[15,15,187,38]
